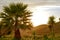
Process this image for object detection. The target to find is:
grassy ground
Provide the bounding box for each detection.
[0,35,60,40]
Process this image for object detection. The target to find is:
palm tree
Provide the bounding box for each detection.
[48,16,55,40]
[2,3,32,40]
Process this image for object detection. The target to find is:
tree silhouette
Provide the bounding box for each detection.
[0,3,32,40]
[48,16,55,40]
[59,18,60,22]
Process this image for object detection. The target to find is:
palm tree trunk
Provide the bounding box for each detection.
[0,30,1,37]
[51,23,55,40]
[15,28,21,40]
[14,16,21,40]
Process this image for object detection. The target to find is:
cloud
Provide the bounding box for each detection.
[46,6,60,18]
[0,0,60,11]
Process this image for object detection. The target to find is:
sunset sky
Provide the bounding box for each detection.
[0,0,60,26]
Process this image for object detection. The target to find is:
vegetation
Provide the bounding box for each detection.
[48,16,55,40]
[0,3,32,40]
[0,2,60,40]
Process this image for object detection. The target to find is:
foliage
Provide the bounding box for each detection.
[48,16,55,24]
[3,3,32,29]
[0,3,33,40]
[43,34,48,40]
[48,16,55,40]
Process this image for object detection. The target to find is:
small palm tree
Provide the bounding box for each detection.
[48,16,55,40]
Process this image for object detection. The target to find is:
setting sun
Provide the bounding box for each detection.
[30,6,50,26]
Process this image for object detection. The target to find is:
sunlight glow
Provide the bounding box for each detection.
[30,6,50,26]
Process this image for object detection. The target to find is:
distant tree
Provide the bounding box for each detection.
[0,3,32,40]
[48,16,55,40]
[59,18,60,22]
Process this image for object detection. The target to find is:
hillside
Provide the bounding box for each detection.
[33,24,50,36]
[20,22,60,37]
[33,22,60,36]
